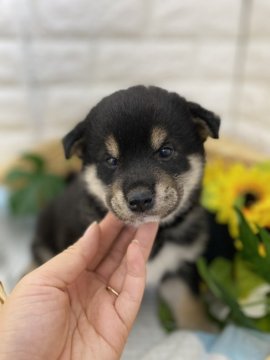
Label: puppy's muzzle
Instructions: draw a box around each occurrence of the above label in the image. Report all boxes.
[126,186,154,213]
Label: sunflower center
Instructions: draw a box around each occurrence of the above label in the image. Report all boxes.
[243,192,260,208]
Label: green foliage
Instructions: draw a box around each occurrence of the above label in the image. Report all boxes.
[198,258,257,330]
[235,256,264,299]
[255,161,270,172]
[158,298,177,333]
[197,208,270,332]
[236,208,270,283]
[5,153,65,215]
[253,314,270,332]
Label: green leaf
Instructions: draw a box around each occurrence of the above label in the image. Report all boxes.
[235,207,258,257]
[21,153,45,173]
[6,152,66,216]
[253,314,270,332]
[235,208,270,283]
[8,174,65,215]
[198,258,257,330]
[207,257,236,297]
[9,187,39,214]
[255,161,270,172]
[198,258,225,300]
[234,195,245,210]
[158,298,177,333]
[258,228,270,257]
[5,169,33,184]
[235,256,265,299]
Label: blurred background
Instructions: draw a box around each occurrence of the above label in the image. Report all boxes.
[0,0,270,168]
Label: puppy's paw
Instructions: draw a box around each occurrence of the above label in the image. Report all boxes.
[159,277,219,333]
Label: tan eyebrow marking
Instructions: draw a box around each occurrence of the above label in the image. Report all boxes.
[105,134,119,158]
[151,127,168,150]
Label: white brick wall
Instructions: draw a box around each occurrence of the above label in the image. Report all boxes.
[31,41,94,84]
[0,0,269,165]
[250,0,270,37]
[0,42,24,83]
[32,0,145,36]
[149,0,241,37]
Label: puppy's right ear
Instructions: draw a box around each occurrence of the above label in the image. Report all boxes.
[62,121,86,159]
[187,101,220,142]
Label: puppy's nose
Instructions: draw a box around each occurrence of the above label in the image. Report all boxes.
[127,187,154,212]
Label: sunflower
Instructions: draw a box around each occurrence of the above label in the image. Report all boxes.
[202,161,270,238]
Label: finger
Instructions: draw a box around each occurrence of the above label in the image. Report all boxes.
[89,212,125,269]
[106,222,159,294]
[96,225,137,281]
[31,222,100,288]
[133,222,159,261]
[114,240,146,330]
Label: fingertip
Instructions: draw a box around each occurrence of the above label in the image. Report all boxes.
[80,221,100,253]
[103,211,124,226]
[133,221,159,261]
[83,220,99,237]
[99,212,125,238]
[136,222,159,241]
[141,221,159,233]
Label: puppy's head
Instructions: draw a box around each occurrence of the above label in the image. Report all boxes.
[63,86,220,225]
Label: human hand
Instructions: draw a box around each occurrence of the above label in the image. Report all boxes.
[0,213,159,360]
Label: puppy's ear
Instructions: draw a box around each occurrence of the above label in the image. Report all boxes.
[187,101,220,142]
[62,121,86,159]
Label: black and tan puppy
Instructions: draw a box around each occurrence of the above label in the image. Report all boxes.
[32,85,220,330]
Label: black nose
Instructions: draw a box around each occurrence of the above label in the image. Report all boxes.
[127,187,154,212]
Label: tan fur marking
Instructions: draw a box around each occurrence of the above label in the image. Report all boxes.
[151,127,168,150]
[109,180,129,219]
[105,135,119,158]
[193,118,211,141]
[162,154,203,224]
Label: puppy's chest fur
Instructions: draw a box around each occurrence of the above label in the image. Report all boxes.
[147,205,208,286]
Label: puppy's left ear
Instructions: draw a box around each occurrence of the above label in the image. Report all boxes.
[188,101,220,142]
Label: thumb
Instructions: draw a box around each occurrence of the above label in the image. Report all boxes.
[32,222,100,288]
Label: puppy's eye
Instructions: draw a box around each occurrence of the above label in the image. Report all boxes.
[106,156,118,168]
[158,146,174,159]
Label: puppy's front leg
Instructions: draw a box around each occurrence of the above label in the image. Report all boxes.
[159,266,218,332]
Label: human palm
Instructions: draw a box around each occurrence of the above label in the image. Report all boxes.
[0,214,158,360]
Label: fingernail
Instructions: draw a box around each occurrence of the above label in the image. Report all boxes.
[84,221,97,236]
[132,239,139,245]
[87,221,97,230]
